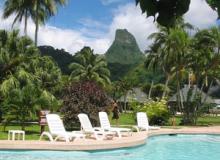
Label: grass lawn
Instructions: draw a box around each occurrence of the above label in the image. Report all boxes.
[111,113,220,126]
[0,113,220,140]
[0,123,42,140]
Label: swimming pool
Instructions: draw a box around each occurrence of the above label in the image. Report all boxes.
[1,134,220,160]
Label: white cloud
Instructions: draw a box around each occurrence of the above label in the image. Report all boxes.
[0,0,218,55]
[108,3,157,51]
[184,0,218,29]
[0,9,110,54]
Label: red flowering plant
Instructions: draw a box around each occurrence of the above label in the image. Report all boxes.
[61,81,111,129]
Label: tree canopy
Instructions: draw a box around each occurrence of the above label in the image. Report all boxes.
[136,0,220,27]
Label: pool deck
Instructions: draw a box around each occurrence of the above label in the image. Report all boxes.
[0,126,220,151]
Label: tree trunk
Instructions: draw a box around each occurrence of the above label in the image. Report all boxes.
[148,81,154,99]
[162,75,170,98]
[123,92,127,113]
[176,69,182,113]
[24,10,28,36]
[35,1,39,46]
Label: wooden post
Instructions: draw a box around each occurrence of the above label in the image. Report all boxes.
[39,110,50,134]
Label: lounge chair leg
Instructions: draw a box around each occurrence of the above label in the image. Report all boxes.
[95,133,103,140]
[40,132,54,142]
[116,131,122,138]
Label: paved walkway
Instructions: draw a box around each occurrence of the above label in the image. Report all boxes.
[0,126,220,151]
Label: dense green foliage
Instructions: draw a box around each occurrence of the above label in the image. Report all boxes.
[0,30,62,130]
[38,46,74,75]
[69,47,111,87]
[126,63,165,87]
[146,22,220,124]
[136,0,220,27]
[107,63,138,81]
[61,81,111,129]
[131,99,170,125]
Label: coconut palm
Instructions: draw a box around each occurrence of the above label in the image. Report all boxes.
[210,26,220,55]
[28,56,62,94]
[3,0,33,35]
[146,19,194,98]
[3,0,67,45]
[0,30,62,129]
[69,47,111,87]
[32,0,67,46]
[190,29,220,91]
[0,29,38,83]
[165,28,191,110]
[146,26,173,98]
[117,77,133,112]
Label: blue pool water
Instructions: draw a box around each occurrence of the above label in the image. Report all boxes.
[1,134,220,160]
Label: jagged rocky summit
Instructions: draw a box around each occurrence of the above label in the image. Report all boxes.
[105,29,143,65]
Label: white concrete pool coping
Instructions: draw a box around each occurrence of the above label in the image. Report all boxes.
[0,126,220,151]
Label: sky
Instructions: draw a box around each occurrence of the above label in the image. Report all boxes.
[0,0,219,54]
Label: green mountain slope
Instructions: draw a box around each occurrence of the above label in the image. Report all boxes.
[38,46,74,75]
[106,29,143,64]
[105,29,144,81]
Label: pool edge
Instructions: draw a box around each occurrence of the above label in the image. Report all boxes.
[0,126,220,151]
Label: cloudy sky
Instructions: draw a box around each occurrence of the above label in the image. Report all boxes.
[0,0,218,54]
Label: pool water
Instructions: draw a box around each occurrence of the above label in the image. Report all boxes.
[1,134,220,160]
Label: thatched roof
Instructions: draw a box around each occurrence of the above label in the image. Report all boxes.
[118,88,148,103]
[169,85,214,104]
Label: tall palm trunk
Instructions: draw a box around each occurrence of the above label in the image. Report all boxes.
[34,1,39,46]
[148,81,154,99]
[24,10,28,36]
[162,75,170,98]
[123,91,127,113]
[176,68,182,113]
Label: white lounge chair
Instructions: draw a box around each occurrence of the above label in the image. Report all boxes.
[78,113,114,140]
[40,114,85,142]
[136,112,160,131]
[99,112,131,138]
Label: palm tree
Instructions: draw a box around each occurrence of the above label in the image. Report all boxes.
[3,0,67,45]
[146,26,173,98]
[190,29,220,91]
[3,0,33,35]
[32,0,67,46]
[117,77,133,113]
[0,30,62,129]
[165,28,191,111]
[69,47,111,87]
[0,29,38,83]
[210,26,220,55]
[28,56,62,94]
[146,19,194,98]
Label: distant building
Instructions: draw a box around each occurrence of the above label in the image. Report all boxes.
[169,85,214,104]
[118,88,148,103]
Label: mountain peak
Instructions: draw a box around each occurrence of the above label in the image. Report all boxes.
[115,29,136,44]
[105,29,143,65]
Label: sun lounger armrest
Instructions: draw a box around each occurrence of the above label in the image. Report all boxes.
[132,126,140,132]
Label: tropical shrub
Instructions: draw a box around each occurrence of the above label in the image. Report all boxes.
[1,83,40,130]
[131,99,170,125]
[69,47,111,87]
[142,83,169,99]
[0,68,62,130]
[181,88,210,125]
[61,81,111,129]
[0,30,62,130]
